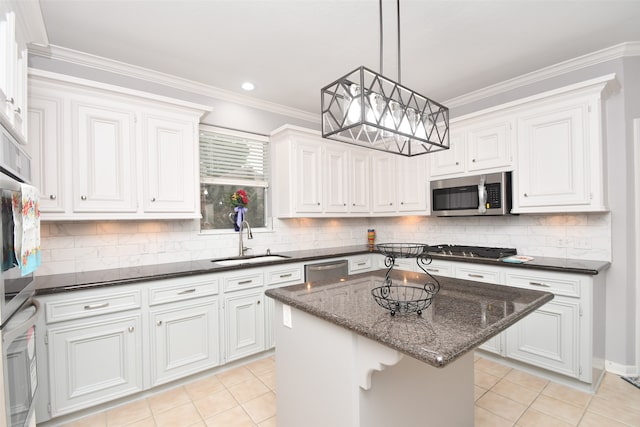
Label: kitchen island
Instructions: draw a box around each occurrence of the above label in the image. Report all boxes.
[266,269,554,427]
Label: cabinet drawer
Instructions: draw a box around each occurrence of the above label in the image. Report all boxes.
[44,289,142,323]
[505,271,581,298]
[149,276,219,306]
[420,260,454,278]
[266,266,303,286]
[349,256,372,274]
[456,266,502,284]
[224,271,264,292]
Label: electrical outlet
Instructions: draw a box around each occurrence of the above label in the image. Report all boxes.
[283,304,292,328]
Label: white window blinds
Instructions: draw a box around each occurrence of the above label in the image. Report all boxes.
[199,128,269,187]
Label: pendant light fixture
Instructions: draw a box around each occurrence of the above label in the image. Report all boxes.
[321,0,449,157]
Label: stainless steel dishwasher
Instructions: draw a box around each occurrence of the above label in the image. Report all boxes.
[304,259,349,282]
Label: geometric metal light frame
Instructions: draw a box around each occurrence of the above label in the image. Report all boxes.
[321,66,449,157]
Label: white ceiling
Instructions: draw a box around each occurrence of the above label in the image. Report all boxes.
[37,0,640,115]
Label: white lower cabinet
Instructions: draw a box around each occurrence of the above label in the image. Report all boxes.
[149,298,220,387]
[224,291,265,362]
[47,313,143,417]
[505,296,580,377]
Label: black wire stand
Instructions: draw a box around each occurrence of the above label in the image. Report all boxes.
[371,243,441,316]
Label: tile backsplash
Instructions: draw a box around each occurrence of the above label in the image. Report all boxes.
[39,213,611,275]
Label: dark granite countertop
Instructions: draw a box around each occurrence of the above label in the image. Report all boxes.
[34,244,609,296]
[265,269,554,368]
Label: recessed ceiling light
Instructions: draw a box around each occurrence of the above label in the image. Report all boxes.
[241,82,255,91]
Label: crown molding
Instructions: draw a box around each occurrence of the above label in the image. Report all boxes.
[444,41,640,109]
[27,43,319,123]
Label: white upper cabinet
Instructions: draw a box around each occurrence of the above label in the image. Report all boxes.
[72,100,137,213]
[372,153,428,214]
[27,70,210,220]
[430,115,513,179]
[142,114,196,213]
[512,79,612,213]
[271,125,372,217]
[0,1,47,143]
[371,153,397,213]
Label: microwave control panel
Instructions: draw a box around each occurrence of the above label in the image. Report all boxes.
[485,183,502,208]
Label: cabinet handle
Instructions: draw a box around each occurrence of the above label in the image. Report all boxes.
[84,302,109,310]
[14,107,21,114]
[151,197,156,202]
[357,262,366,266]
[426,268,439,272]
[238,279,253,285]
[468,274,484,279]
[279,273,292,278]
[157,320,162,326]
[6,97,14,105]
[128,326,134,333]
[49,194,56,200]
[529,281,550,288]
[81,195,87,200]
[178,288,196,295]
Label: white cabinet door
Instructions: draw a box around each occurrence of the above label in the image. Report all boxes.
[294,140,323,213]
[349,149,371,213]
[429,128,465,177]
[480,335,504,355]
[27,94,65,212]
[324,145,349,213]
[48,314,143,417]
[149,298,220,387]
[505,297,579,378]
[467,120,512,173]
[224,291,265,362]
[72,102,136,212]
[371,153,397,212]
[397,155,427,212]
[142,115,196,213]
[515,103,590,210]
[0,10,17,129]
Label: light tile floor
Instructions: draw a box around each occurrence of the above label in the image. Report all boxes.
[59,353,640,427]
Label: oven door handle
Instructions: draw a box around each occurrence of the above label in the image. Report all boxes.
[2,298,40,344]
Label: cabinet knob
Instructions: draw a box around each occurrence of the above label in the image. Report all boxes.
[151,197,156,202]
[352,203,356,206]
[317,202,320,206]
[389,202,393,206]
[523,193,528,197]
[157,320,163,326]
[257,300,261,305]
[6,97,14,105]
[14,107,21,115]
[343,203,346,206]
[400,202,404,205]
[472,159,476,163]
[128,326,134,333]
[81,195,87,200]
[455,161,459,165]
[49,194,56,200]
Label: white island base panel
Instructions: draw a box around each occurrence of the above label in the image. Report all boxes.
[273,302,474,427]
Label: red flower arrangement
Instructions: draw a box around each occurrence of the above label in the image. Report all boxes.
[230,189,249,207]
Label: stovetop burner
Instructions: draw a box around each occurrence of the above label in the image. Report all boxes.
[426,244,517,260]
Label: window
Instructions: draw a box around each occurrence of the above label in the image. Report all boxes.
[199,126,269,231]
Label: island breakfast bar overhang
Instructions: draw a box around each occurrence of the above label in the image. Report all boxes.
[265,270,554,427]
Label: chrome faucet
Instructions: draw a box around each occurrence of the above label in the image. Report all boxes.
[238,220,253,256]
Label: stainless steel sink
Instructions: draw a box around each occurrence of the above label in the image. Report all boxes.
[211,254,291,266]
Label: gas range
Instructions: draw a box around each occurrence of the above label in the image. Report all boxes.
[425,244,517,260]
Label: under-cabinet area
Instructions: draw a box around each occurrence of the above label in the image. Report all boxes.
[33,254,376,424]
[378,254,606,387]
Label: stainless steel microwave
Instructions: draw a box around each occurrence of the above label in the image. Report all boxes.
[430,172,512,216]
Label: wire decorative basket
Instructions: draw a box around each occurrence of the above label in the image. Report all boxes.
[373,242,441,316]
[376,243,428,258]
[371,283,437,316]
